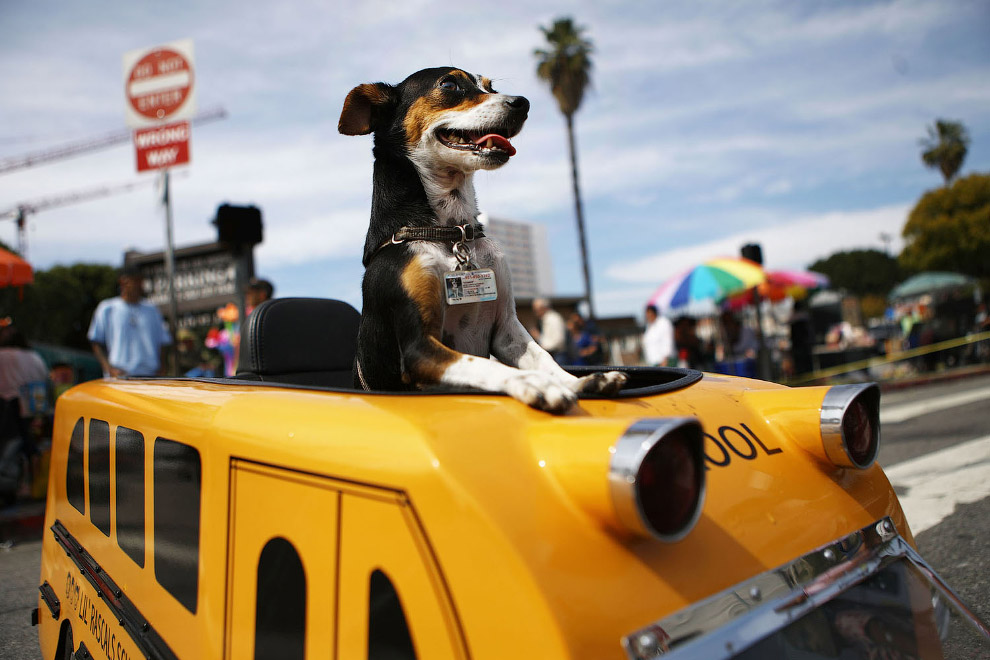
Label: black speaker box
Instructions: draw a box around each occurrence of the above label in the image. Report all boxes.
[741,243,763,265]
[215,204,263,246]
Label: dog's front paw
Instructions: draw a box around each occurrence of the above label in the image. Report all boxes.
[505,371,579,414]
[573,370,628,395]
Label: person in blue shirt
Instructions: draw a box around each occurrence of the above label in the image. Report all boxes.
[88,267,172,377]
[566,312,601,366]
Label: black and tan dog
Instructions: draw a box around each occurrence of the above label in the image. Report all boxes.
[338,67,626,413]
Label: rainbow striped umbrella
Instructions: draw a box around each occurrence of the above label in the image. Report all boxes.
[649,257,765,314]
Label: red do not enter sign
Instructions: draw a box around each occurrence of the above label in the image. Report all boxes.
[126,48,193,121]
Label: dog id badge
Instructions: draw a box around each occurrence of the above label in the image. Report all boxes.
[444,269,498,305]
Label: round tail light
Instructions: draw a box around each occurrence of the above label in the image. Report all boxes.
[609,418,706,542]
[821,383,881,469]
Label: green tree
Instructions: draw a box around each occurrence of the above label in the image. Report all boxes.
[1,263,118,349]
[808,249,904,297]
[920,119,970,186]
[535,17,596,318]
[900,172,990,281]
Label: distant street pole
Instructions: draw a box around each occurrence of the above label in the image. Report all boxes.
[160,170,180,376]
[740,243,773,381]
[752,289,773,381]
[566,114,595,321]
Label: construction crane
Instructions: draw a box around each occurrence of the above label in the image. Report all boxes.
[0,177,176,256]
[0,107,224,255]
[0,106,227,175]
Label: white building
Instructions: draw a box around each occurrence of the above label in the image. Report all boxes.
[479,214,554,299]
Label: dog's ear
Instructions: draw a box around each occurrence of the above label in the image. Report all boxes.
[338,83,397,136]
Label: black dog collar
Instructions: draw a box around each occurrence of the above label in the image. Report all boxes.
[394,222,484,243]
[369,222,486,262]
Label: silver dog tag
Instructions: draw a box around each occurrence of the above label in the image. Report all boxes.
[444,269,498,305]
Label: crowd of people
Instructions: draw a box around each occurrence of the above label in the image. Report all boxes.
[530,298,608,366]
[641,303,760,370]
[530,298,762,371]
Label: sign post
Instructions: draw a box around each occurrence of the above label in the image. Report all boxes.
[124,39,196,375]
[159,171,179,375]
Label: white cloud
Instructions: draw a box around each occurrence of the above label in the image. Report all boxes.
[606,203,910,284]
[258,207,369,265]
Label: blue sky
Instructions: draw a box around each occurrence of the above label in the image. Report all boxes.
[1,0,988,319]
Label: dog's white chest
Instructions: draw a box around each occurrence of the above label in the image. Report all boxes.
[413,238,504,281]
[441,300,497,356]
[413,240,508,357]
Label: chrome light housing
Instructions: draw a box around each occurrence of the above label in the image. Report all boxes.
[609,418,706,542]
[820,383,881,469]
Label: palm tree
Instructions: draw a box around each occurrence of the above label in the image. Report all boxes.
[535,17,597,319]
[920,119,970,186]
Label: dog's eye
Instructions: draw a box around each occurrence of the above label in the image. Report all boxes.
[439,79,460,92]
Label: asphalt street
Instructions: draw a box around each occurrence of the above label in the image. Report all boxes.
[879,373,990,466]
[0,536,39,660]
[1,373,988,659]
[878,373,990,634]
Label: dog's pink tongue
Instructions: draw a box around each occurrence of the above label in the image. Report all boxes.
[475,133,516,156]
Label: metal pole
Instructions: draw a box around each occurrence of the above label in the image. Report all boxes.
[752,289,773,381]
[566,114,595,321]
[15,209,27,257]
[234,246,248,332]
[160,169,180,376]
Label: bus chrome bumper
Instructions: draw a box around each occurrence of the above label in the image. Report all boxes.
[623,517,990,659]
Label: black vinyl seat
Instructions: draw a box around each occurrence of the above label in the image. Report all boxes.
[236,297,360,388]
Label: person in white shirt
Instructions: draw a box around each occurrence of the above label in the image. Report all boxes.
[642,304,675,366]
[0,322,49,498]
[531,298,569,365]
[0,323,48,412]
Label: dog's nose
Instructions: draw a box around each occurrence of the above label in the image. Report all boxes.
[505,95,530,114]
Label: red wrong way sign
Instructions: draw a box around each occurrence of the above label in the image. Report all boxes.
[123,39,196,128]
[134,121,191,172]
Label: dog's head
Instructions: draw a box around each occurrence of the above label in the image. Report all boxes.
[338,67,529,172]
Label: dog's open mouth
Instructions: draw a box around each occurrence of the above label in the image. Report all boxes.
[437,129,516,157]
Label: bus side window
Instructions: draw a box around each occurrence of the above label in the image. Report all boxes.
[89,419,111,536]
[154,437,201,613]
[115,426,145,567]
[66,417,85,514]
[369,569,416,660]
[254,537,306,660]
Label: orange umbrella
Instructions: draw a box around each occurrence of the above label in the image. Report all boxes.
[724,269,830,309]
[0,247,33,287]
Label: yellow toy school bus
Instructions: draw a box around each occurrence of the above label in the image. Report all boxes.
[34,299,989,659]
